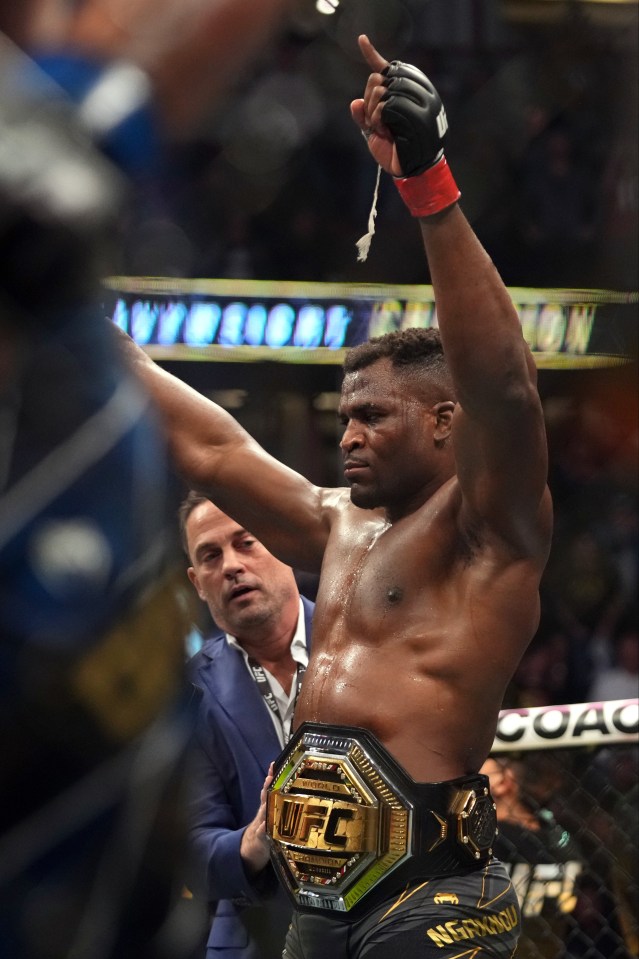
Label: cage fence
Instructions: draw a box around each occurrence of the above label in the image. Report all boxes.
[480,699,639,959]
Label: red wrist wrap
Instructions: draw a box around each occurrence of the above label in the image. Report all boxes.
[394,156,460,217]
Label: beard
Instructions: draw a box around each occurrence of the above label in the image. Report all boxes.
[348,481,382,510]
[224,599,274,634]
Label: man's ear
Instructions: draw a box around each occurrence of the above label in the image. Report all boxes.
[433,401,455,442]
[187,566,205,601]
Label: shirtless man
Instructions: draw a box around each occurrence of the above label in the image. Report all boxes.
[117,35,552,959]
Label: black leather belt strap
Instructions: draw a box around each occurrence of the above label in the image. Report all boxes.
[266,722,498,920]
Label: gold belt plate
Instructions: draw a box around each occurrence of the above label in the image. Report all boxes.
[267,730,412,913]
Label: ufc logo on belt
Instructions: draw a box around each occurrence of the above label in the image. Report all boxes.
[269,793,378,853]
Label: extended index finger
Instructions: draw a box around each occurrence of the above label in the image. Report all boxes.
[358,34,389,73]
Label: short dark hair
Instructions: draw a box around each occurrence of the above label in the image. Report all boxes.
[177,490,209,557]
[343,328,453,398]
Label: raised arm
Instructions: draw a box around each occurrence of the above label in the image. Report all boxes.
[414,209,550,555]
[114,327,331,572]
[352,35,551,557]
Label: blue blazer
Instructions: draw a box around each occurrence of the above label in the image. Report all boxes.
[186,596,314,959]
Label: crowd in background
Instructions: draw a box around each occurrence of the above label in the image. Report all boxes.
[115,3,638,293]
[512,366,638,709]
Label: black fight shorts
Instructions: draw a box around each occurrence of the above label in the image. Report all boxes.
[282,858,520,959]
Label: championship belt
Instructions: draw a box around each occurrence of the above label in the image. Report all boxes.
[266,723,497,918]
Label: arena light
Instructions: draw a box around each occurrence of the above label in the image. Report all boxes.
[316,0,339,14]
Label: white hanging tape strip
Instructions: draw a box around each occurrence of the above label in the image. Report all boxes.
[355,163,382,263]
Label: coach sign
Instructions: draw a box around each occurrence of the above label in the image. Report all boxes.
[491,699,639,752]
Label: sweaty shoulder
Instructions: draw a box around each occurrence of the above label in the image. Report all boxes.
[318,486,352,518]
[457,477,553,569]
[411,475,551,579]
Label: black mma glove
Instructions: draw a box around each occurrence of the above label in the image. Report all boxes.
[381,60,448,176]
[381,60,460,217]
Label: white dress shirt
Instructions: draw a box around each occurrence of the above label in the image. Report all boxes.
[226,598,309,747]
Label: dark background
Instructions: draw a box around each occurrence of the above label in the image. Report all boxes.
[116,0,638,709]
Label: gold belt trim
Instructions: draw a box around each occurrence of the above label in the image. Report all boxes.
[266,723,496,916]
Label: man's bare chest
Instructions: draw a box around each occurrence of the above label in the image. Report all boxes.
[316,512,467,628]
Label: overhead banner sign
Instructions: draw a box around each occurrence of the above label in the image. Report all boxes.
[105,277,638,368]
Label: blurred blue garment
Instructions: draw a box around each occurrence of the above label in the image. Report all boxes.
[0,35,202,959]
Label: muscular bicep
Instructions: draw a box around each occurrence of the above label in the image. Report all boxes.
[452,388,551,557]
[132,359,332,572]
[194,435,332,573]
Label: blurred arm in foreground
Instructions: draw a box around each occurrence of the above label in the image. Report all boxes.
[0,3,294,957]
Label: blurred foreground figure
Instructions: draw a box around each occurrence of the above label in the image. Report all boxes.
[0,1,292,956]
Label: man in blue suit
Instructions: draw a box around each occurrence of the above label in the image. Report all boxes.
[179,491,314,958]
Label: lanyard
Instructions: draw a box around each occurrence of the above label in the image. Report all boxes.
[247,658,306,743]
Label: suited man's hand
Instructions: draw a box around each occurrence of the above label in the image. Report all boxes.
[240,763,274,876]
